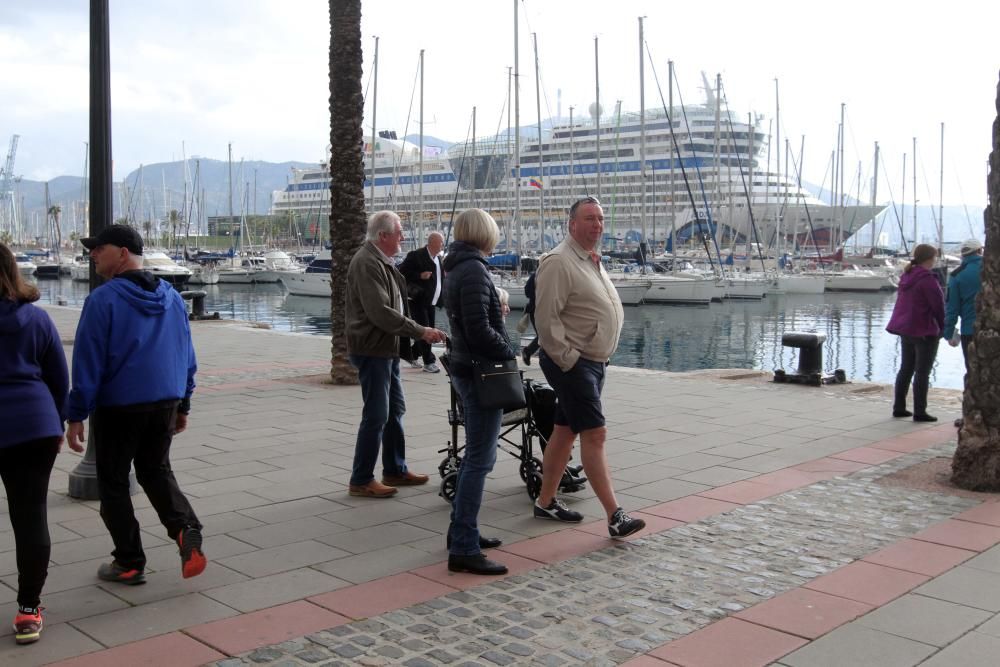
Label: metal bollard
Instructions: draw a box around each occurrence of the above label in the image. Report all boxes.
[179,290,218,320]
[774,331,845,386]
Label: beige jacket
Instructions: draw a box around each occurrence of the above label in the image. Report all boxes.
[345,241,425,358]
[534,237,624,371]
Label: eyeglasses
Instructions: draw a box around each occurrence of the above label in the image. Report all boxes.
[569,196,601,218]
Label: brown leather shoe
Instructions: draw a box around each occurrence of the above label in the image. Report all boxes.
[382,471,430,486]
[349,480,398,498]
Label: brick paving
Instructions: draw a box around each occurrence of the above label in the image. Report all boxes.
[0,305,993,666]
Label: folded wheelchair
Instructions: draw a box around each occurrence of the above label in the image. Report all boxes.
[438,355,587,503]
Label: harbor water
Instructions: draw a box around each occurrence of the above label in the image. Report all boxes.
[33,277,968,391]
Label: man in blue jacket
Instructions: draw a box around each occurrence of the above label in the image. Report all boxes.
[944,238,983,428]
[66,225,205,584]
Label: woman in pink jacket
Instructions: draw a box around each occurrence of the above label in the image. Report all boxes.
[885,244,945,422]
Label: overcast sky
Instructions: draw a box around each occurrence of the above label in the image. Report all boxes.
[2,1,998,207]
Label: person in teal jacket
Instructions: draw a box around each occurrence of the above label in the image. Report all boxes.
[943,238,984,368]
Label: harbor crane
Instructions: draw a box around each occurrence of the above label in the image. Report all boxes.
[0,134,19,237]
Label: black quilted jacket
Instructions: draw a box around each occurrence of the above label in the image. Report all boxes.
[442,241,514,371]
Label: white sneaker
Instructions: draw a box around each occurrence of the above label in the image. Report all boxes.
[423,362,441,373]
[407,360,423,369]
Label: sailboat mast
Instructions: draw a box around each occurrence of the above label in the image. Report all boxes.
[471,106,477,208]
[775,78,780,257]
[418,48,425,248]
[370,36,379,213]
[938,122,944,255]
[668,60,675,269]
[569,106,575,199]
[871,141,879,250]
[900,153,907,250]
[513,0,522,257]
[913,137,918,245]
[638,17,646,259]
[594,37,601,198]
[533,32,544,252]
[227,143,234,237]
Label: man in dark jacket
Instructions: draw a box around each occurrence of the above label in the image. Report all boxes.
[66,225,205,585]
[345,211,446,498]
[399,231,444,373]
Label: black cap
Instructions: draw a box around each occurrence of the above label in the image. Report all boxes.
[80,224,144,255]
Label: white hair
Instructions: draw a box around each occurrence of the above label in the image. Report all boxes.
[367,210,401,241]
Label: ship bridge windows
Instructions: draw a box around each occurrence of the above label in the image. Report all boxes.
[301,172,328,180]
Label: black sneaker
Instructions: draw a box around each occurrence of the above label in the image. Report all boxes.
[533,498,583,523]
[178,526,207,579]
[97,561,146,585]
[608,507,646,538]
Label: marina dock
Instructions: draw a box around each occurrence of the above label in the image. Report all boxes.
[6,306,996,667]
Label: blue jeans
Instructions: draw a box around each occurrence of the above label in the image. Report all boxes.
[349,355,408,486]
[448,372,501,556]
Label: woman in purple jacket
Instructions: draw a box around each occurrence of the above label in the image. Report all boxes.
[0,243,69,645]
[886,244,945,422]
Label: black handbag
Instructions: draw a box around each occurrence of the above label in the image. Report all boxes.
[471,358,526,410]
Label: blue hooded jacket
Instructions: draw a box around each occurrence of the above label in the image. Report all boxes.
[943,254,982,339]
[0,300,69,448]
[67,273,196,420]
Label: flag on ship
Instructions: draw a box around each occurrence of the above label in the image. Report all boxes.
[529,177,543,189]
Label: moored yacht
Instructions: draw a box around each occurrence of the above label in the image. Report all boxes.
[143,250,192,288]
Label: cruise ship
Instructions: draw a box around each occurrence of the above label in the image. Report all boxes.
[271,99,885,255]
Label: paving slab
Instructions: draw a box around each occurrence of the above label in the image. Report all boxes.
[2,305,974,665]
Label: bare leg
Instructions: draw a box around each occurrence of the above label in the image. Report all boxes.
[538,424,575,506]
[578,426,619,520]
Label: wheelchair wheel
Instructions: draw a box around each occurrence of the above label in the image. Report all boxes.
[525,471,543,500]
[518,456,543,483]
[439,471,458,504]
[438,454,461,478]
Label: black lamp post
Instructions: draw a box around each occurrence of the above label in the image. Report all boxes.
[68,0,112,499]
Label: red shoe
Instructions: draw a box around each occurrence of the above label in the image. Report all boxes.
[178,527,207,579]
[13,608,43,644]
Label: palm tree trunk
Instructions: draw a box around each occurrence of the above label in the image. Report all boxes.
[951,72,1000,490]
[328,0,365,384]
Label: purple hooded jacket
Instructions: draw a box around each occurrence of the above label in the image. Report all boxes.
[886,265,945,338]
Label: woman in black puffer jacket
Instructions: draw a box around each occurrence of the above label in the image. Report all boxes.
[442,209,514,576]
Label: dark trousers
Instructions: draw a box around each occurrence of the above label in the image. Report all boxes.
[894,335,940,417]
[0,437,58,608]
[410,301,437,364]
[961,334,973,371]
[93,404,201,571]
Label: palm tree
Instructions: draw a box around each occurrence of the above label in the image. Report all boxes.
[951,73,1000,490]
[328,0,366,384]
[48,204,63,257]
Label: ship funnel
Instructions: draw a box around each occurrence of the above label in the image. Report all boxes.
[588,102,603,119]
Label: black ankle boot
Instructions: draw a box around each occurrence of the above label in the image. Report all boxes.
[448,554,508,575]
[893,409,913,418]
[913,414,937,422]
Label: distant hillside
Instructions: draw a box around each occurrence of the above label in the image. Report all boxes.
[16,159,318,231]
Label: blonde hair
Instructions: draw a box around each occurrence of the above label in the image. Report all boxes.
[454,208,500,254]
[905,243,937,273]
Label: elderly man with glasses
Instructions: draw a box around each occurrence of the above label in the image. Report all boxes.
[530,197,646,539]
[345,211,447,498]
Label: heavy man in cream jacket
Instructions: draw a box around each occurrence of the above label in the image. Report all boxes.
[531,197,646,539]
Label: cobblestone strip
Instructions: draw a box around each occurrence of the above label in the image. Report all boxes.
[209,444,973,667]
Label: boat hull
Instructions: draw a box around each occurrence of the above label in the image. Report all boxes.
[278,271,330,297]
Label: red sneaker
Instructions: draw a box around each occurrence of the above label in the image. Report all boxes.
[178,527,207,579]
[13,608,43,644]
